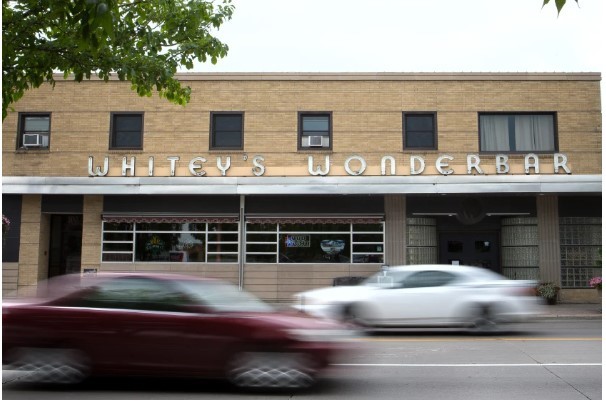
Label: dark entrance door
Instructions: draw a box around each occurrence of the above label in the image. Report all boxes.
[48,215,83,278]
[439,232,500,273]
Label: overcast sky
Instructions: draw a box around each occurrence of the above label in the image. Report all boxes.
[194,0,604,73]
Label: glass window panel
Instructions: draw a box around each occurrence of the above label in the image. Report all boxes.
[247,243,277,253]
[448,241,463,253]
[102,253,133,262]
[113,132,141,148]
[352,223,383,231]
[246,233,277,242]
[208,233,238,242]
[135,233,205,262]
[406,131,435,148]
[207,254,238,263]
[246,223,277,231]
[406,115,434,131]
[214,114,242,131]
[103,222,134,231]
[103,232,133,241]
[353,254,384,263]
[246,254,277,263]
[115,115,142,131]
[279,233,350,263]
[207,243,238,253]
[353,244,384,253]
[353,233,384,242]
[213,131,242,147]
[103,243,133,252]
[136,222,185,232]
[24,116,50,131]
[302,116,329,132]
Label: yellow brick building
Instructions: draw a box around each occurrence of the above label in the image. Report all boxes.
[2,72,602,302]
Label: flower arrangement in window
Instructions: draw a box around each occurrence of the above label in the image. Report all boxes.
[589,277,602,292]
[2,214,9,235]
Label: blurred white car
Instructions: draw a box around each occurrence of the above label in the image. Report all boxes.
[292,265,544,332]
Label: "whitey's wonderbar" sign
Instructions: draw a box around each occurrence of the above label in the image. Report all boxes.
[88,153,572,177]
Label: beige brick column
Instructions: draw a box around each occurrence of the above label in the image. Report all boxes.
[537,195,561,284]
[384,195,406,266]
[81,195,103,272]
[17,195,50,296]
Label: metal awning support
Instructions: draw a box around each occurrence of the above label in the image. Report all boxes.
[2,175,601,195]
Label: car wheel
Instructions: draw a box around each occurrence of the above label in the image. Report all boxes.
[7,347,90,384]
[227,351,315,389]
[469,304,499,334]
[342,303,372,328]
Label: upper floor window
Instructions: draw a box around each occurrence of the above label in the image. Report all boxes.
[403,112,437,149]
[299,112,331,150]
[479,113,556,152]
[18,113,50,149]
[110,112,143,149]
[210,112,244,150]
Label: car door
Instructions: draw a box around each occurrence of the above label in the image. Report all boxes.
[373,271,461,325]
[65,276,238,376]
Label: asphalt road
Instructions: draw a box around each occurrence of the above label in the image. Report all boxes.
[2,319,602,400]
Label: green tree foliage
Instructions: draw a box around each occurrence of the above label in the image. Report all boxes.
[2,0,234,120]
[543,0,579,15]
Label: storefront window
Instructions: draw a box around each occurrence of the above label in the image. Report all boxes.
[102,222,238,263]
[246,221,384,264]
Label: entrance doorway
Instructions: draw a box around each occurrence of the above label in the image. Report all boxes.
[439,232,500,273]
[48,215,82,278]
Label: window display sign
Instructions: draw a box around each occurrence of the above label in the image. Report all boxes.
[285,235,311,248]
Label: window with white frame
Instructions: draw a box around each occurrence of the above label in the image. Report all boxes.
[102,222,239,263]
[479,113,556,152]
[246,222,384,263]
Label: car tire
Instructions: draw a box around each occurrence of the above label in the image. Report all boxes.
[468,304,500,334]
[342,303,373,328]
[227,351,315,389]
[7,347,90,384]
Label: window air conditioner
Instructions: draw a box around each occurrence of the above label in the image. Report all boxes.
[23,133,42,147]
[308,135,323,147]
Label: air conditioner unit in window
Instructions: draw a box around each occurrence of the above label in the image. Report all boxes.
[308,135,324,147]
[23,133,42,147]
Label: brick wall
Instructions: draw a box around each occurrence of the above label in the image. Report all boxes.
[2,73,601,178]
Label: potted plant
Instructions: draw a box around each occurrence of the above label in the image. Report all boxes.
[589,276,602,295]
[536,282,560,305]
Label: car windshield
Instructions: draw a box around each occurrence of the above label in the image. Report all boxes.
[176,280,274,313]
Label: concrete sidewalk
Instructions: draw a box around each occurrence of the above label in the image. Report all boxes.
[538,303,602,319]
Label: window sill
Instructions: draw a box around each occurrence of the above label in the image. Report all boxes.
[15,148,50,153]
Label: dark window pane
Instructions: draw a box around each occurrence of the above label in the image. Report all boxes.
[112,114,142,148]
[406,131,435,148]
[406,115,434,131]
[212,114,242,148]
[302,116,329,132]
[405,114,435,148]
[279,233,350,263]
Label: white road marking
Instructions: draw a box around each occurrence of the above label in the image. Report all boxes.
[333,362,601,367]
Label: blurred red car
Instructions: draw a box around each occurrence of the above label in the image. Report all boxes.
[2,273,355,389]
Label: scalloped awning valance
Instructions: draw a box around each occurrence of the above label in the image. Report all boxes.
[101,213,239,224]
[245,215,384,224]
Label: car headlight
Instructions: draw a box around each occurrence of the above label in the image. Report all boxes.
[285,328,358,342]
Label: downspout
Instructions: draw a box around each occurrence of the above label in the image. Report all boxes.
[238,195,245,290]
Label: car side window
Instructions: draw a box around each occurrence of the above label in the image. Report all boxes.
[400,271,456,288]
[72,277,191,312]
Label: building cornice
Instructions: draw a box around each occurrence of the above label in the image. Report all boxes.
[53,72,602,82]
